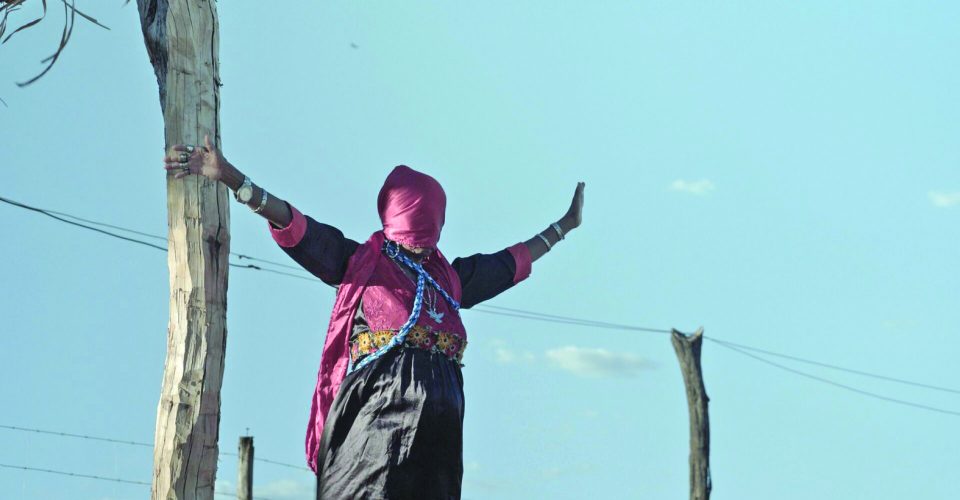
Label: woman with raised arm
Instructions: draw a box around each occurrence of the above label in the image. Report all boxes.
[164,136,585,500]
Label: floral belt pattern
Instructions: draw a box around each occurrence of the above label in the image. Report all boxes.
[350,325,468,366]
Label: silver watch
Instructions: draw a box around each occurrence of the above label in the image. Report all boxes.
[235,176,254,204]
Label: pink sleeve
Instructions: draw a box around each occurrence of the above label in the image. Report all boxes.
[506,242,532,284]
[268,204,307,248]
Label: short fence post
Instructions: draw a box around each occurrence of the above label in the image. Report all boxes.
[671,327,712,500]
[238,436,253,500]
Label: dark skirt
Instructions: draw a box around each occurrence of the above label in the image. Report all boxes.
[316,345,465,500]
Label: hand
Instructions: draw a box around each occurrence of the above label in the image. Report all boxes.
[561,181,585,230]
[163,134,229,181]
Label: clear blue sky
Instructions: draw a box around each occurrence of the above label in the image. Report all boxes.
[1,2,957,499]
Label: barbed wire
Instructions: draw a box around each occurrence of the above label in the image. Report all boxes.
[0,462,275,499]
[0,424,311,472]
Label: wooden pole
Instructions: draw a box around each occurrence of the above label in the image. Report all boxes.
[238,436,253,500]
[671,327,711,500]
[136,1,229,499]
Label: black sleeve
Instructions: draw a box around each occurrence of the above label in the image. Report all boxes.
[278,216,360,287]
[451,249,519,309]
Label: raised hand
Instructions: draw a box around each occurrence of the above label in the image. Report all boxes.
[163,134,229,181]
[561,181,585,230]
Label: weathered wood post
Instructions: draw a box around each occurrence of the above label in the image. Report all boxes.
[136,1,229,499]
[671,327,711,500]
[238,436,253,500]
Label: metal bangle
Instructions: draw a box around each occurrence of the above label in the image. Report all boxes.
[550,222,565,240]
[536,232,552,249]
[253,188,269,213]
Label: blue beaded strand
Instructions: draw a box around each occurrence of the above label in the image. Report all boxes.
[347,240,461,374]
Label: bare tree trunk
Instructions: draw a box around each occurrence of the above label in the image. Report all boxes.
[238,436,253,500]
[136,1,229,499]
[671,328,711,500]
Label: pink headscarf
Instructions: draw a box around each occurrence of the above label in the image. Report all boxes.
[304,165,462,472]
[378,164,447,248]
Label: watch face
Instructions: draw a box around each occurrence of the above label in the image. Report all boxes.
[238,186,254,203]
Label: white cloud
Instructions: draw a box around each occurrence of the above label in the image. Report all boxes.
[495,347,517,363]
[491,339,536,364]
[670,178,715,195]
[545,346,655,377]
[928,190,960,208]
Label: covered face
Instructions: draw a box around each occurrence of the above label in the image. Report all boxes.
[377,165,447,249]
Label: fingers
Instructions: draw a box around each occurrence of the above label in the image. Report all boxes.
[163,139,212,178]
[164,145,199,163]
[163,162,192,178]
[163,152,191,163]
[163,148,196,176]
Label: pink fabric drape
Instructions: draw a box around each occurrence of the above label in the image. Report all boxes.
[304,165,462,472]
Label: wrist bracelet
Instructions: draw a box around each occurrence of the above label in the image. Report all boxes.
[253,188,269,213]
[536,232,552,249]
[550,222,565,240]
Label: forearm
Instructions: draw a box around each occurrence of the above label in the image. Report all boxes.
[523,214,577,262]
[219,161,293,228]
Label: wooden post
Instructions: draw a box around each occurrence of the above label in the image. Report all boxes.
[671,327,711,500]
[238,436,253,500]
[136,1,229,499]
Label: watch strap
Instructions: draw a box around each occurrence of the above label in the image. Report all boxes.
[253,188,269,213]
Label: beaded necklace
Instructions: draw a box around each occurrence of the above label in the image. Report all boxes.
[347,240,461,374]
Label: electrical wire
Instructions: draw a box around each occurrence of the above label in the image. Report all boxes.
[704,336,960,395]
[9,195,311,272]
[706,338,960,417]
[0,195,168,252]
[471,303,672,334]
[3,194,958,417]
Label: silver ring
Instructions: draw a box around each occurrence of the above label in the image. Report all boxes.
[185,145,195,153]
[179,163,190,172]
[179,152,189,163]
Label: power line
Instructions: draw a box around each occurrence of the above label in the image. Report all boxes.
[0,195,168,252]
[1,195,311,274]
[472,304,672,335]
[703,337,960,395]
[706,338,960,417]
[44,207,167,242]
[3,194,958,418]
[0,424,311,472]
[0,194,683,333]
[1,194,673,328]
[47,202,308,272]
[230,262,323,283]
[0,463,274,499]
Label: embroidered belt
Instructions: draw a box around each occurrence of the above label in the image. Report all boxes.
[350,325,468,366]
